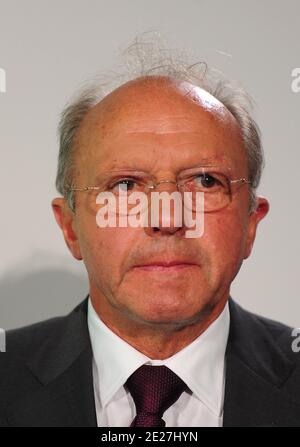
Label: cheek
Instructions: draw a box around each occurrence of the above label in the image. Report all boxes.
[77,221,136,283]
[202,212,248,276]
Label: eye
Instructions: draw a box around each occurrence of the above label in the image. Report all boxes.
[110,178,138,193]
[195,173,221,188]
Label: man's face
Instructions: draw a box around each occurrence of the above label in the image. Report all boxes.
[53,78,268,330]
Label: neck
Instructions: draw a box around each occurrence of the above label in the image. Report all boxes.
[90,292,228,360]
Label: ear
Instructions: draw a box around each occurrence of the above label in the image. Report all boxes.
[243,196,270,260]
[51,197,83,260]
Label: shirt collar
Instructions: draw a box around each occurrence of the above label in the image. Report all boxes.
[87,297,229,417]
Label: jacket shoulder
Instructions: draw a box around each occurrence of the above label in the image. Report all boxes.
[229,299,299,365]
[5,315,66,359]
[0,300,88,425]
[4,299,87,359]
[0,314,69,394]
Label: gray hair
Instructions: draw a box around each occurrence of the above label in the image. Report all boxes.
[56,36,264,212]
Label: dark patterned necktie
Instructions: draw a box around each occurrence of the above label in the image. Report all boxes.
[125,364,188,427]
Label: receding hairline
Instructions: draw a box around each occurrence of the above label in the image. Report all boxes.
[73,75,241,145]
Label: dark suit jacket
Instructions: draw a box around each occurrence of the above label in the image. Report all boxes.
[1,297,300,427]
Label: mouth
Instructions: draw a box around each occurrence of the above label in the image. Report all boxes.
[132,261,198,272]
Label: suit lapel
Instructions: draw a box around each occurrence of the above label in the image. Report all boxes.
[224,350,282,427]
[6,298,97,427]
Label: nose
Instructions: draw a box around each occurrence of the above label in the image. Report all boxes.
[144,179,185,237]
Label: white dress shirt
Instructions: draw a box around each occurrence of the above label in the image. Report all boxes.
[87,297,230,427]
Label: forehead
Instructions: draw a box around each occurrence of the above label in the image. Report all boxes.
[75,78,246,175]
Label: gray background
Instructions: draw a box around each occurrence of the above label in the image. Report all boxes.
[0,0,299,330]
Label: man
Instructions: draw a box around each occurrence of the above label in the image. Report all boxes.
[1,43,300,427]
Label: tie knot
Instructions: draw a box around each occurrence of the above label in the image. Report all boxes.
[126,365,187,426]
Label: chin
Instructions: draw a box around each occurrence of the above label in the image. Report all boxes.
[130,301,207,328]
[119,286,217,326]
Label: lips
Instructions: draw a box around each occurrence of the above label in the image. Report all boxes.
[132,260,198,272]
